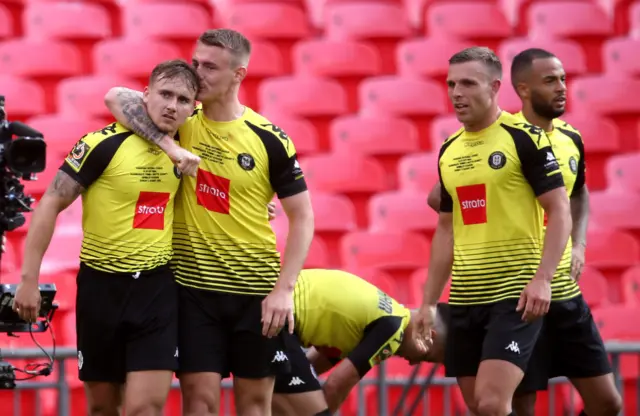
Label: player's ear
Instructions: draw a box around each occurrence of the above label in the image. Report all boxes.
[491,78,502,95]
[142,86,150,104]
[235,66,247,83]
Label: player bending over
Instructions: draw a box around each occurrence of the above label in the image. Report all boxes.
[269,269,447,416]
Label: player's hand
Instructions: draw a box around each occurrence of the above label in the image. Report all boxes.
[414,304,436,353]
[517,276,551,322]
[571,244,585,281]
[13,281,41,323]
[267,202,277,221]
[166,145,200,177]
[261,285,294,338]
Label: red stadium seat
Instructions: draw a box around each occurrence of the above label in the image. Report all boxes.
[497,74,523,114]
[240,40,286,109]
[330,115,420,156]
[0,75,45,120]
[527,2,613,72]
[23,1,111,41]
[258,111,320,155]
[397,152,439,193]
[272,216,332,268]
[621,266,640,306]
[122,3,210,43]
[429,115,461,150]
[223,3,309,39]
[300,153,387,227]
[0,39,82,78]
[590,190,640,231]
[340,230,431,271]
[57,75,144,119]
[0,4,14,39]
[578,266,610,309]
[1,236,17,275]
[93,39,182,80]
[258,76,348,117]
[368,191,438,235]
[498,37,587,76]
[293,39,381,77]
[585,228,640,268]
[396,37,474,82]
[292,39,381,112]
[560,113,621,154]
[426,2,512,51]
[606,153,640,193]
[26,115,107,160]
[324,3,411,74]
[602,38,640,76]
[359,76,447,150]
[408,267,451,307]
[570,76,640,152]
[301,153,388,194]
[310,192,358,232]
[629,1,640,38]
[40,230,82,275]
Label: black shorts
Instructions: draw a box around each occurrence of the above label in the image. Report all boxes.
[75,264,179,383]
[177,284,292,379]
[514,294,612,394]
[444,298,543,378]
[273,335,322,394]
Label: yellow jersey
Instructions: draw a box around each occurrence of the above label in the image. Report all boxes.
[294,269,411,376]
[438,111,579,306]
[514,112,585,300]
[172,105,307,295]
[60,122,181,273]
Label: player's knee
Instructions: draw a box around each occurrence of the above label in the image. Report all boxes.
[475,394,511,416]
[180,380,220,415]
[589,392,622,416]
[87,403,120,416]
[126,401,164,416]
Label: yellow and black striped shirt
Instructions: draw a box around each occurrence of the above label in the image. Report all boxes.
[438,111,578,305]
[172,105,307,295]
[515,112,585,300]
[60,122,181,273]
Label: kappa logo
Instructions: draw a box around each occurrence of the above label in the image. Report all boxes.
[78,351,84,370]
[505,341,521,354]
[288,377,305,386]
[272,351,289,363]
[133,191,170,230]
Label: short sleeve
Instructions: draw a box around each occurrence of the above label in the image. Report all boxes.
[506,125,565,196]
[438,139,455,213]
[246,121,308,199]
[346,315,406,378]
[558,127,586,196]
[60,126,132,189]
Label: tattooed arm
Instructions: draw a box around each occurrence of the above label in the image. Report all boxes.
[20,171,84,284]
[104,87,200,176]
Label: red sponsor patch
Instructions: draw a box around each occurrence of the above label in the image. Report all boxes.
[133,191,170,230]
[196,169,231,214]
[456,184,487,225]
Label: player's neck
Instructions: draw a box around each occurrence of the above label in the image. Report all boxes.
[202,96,245,123]
[464,106,501,132]
[521,105,553,132]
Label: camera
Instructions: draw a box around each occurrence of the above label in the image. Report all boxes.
[0,95,57,389]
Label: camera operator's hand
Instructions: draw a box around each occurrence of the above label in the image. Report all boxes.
[13,281,41,322]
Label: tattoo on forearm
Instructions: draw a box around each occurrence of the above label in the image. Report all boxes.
[117,89,165,144]
[46,171,84,202]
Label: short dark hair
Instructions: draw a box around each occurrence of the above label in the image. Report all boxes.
[198,29,252,66]
[149,59,200,95]
[449,47,502,79]
[510,48,557,89]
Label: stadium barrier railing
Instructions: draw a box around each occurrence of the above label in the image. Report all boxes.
[2,342,639,416]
